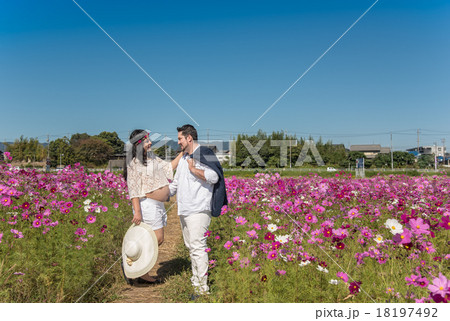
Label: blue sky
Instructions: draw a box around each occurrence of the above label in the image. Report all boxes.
[1,0,449,151]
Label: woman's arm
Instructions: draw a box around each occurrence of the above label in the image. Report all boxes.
[131,198,142,225]
[171,152,183,171]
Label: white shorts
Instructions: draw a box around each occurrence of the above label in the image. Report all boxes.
[134,198,167,230]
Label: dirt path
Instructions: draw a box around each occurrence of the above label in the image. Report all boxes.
[114,201,182,303]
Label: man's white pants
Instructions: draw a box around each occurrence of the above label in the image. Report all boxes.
[180,211,211,294]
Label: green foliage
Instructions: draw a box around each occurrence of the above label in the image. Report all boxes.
[96,131,125,155]
[48,137,76,167]
[74,137,114,166]
[5,136,46,162]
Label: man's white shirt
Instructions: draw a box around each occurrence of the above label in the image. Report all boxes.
[169,145,219,216]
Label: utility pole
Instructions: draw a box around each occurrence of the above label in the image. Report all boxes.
[417,129,420,155]
[390,132,394,170]
[434,142,437,171]
[442,138,447,165]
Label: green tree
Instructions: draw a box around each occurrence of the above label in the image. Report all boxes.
[6,136,46,162]
[373,153,392,168]
[96,131,124,155]
[70,133,91,148]
[417,154,434,168]
[74,137,114,167]
[49,137,75,168]
[393,151,415,167]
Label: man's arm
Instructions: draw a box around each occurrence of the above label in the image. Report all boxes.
[187,158,219,184]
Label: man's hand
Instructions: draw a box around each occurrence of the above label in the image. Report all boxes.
[187,158,195,172]
[187,158,207,181]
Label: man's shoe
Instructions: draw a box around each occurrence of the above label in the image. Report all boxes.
[189,294,200,301]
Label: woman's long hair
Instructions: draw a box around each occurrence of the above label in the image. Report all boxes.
[123,129,148,182]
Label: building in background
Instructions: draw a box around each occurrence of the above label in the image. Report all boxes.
[349,144,391,159]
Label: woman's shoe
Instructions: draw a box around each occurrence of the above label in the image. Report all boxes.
[121,261,134,286]
[135,277,162,285]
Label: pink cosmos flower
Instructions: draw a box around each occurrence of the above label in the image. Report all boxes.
[32,219,41,228]
[235,216,247,225]
[1,196,12,207]
[0,233,3,243]
[253,223,261,230]
[75,228,86,236]
[10,229,23,239]
[409,217,430,235]
[246,230,258,239]
[405,274,420,286]
[224,241,233,250]
[417,277,429,288]
[347,208,360,219]
[86,215,96,224]
[337,272,348,282]
[276,270,286,275]
[305,214,317,223]
[113,203,119,209]
[394,228,412,245]
[314,205,325,213]
[428,273,449,298]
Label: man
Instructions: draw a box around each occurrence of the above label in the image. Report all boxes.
[169,124,227,296]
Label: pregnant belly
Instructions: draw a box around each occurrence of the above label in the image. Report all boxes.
[146,185,170,202]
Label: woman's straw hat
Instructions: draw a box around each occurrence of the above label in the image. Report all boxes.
[122,223,158,279]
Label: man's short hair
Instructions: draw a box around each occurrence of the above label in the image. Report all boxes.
[177,124,198,141]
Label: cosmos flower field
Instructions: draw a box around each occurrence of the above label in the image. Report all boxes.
[1,158,449,303]
[0,162,130,302]
[205,172,450,303]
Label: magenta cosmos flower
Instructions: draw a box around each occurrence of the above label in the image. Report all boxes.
[349,281,361,294]
[439,216,450,230]
[428,273,449,298]
[267,250,278,260]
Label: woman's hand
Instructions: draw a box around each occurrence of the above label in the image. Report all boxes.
[132,212,142,225]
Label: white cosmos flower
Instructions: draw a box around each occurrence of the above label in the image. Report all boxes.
[95,207,101,213]
[83,199,92,205]
[317,266,329,273]
[275,235,289,244]
[374,234,384,244]
[84,205,91,213]
[384,219,403,235]
[299,260,311,267]
[267,224,278,232]
[329,279,339,285]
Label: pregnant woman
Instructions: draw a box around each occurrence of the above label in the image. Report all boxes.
[123,129,182,284]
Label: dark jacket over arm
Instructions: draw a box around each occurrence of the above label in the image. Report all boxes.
[190,146,228,217]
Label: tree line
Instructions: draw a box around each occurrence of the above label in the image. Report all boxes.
[4,132,124,168]
[229,130,436,169]
[3,130,439,169]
